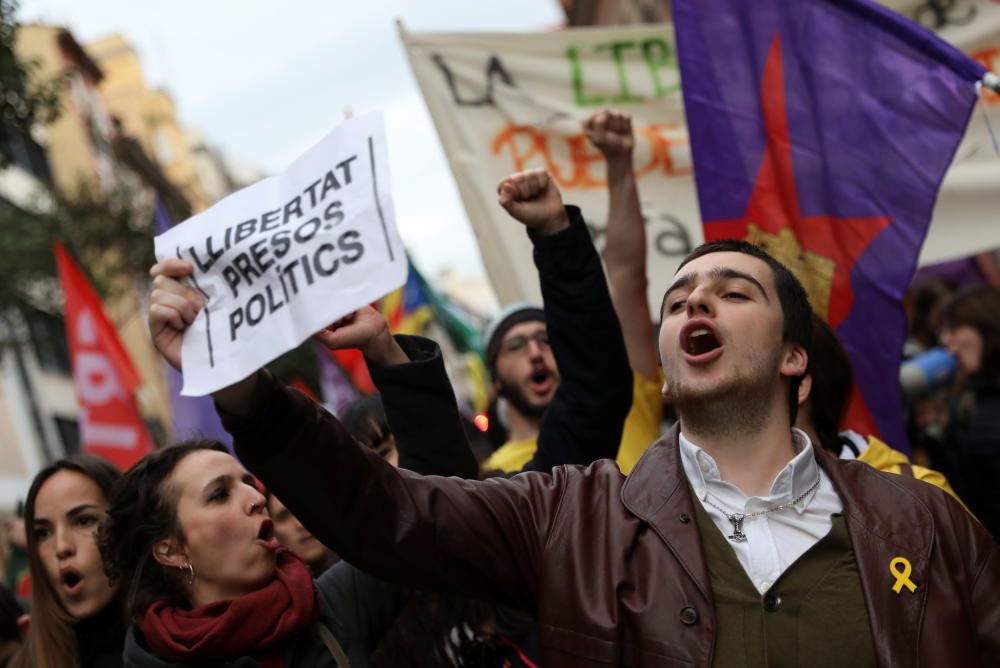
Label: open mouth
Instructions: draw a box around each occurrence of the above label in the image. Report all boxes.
[257,519,280,550]
[528,368,554,394]
[681,322,723,359]
[61,569,82,594]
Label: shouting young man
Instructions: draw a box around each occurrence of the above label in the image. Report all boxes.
[150,169,998,667]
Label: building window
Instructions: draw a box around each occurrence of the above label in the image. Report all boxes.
[25,309,72,375]
[54,416,80,457]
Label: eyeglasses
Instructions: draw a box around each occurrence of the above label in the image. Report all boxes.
[501,330,550,355]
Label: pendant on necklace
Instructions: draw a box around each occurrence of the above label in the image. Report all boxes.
[727,512,748,543]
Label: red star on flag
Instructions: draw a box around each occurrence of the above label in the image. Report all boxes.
[704,34,892,330]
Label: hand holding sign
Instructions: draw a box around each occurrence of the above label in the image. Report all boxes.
[497,169,569,237]
[153,112,406,396]
[149,258,204,372]
[314,306,408,365]
[583,109,634,167]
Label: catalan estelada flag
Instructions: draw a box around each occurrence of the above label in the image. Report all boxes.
[379,261,435,336]
[674,0,989,449]
[377,258,490,411]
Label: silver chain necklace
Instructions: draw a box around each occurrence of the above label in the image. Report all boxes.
[702,478,820,543]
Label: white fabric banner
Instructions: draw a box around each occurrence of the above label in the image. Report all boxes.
[400,11,999,310]
[401,23,699,312]
[918,0,1000,266]
[155,112,406,396]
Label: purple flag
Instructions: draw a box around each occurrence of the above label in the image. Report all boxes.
[313,341,360,416]
[154,197,233,448]
[673,0,987,450]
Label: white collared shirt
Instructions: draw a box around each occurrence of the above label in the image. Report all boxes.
[679,429,843,593]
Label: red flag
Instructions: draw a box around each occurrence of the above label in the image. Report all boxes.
[54,243,153,470]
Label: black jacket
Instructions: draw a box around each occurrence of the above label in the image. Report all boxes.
[76,601,126,668]
[369,207,631,476]
[521,206,632,472]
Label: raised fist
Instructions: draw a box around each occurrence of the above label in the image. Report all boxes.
[584,109,634,165]
[497,168,569,236]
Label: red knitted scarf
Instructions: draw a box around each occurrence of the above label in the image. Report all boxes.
[138,551,319,667]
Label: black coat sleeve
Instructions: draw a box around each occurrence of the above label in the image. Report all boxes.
[366,335,479,479]
[521,205,633,473]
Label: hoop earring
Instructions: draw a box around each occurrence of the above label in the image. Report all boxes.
[180,561,195,586]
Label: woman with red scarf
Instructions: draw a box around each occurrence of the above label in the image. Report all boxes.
[100,299,476,666]
[101,440,408,667]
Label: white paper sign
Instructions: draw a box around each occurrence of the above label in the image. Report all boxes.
[154,112,406,396]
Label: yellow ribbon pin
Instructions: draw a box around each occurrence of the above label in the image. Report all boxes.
[890,557,917,594]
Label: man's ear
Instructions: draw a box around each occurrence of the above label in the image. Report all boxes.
[661,380,672,401]
[780,344,808,381]
[152,536,187,569]
[797,372,813,407]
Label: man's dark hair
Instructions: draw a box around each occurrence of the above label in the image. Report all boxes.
[804,313,854,452]
[341,393,391,450]
[668,239,814,423]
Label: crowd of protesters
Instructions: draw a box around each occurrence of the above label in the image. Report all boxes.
[0,108,996,667]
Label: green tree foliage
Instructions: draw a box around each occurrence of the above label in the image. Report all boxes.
[0,0,156,318]
[0,184,157,314]
[0,0,61,169]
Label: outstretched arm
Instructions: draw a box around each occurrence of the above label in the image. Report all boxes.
[146,182,574,609]
[584,109,659,381]
[218,371,566,611]
[150,264,477,480]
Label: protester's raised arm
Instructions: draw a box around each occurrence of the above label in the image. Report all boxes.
[497,168,570,237]
[497,169,632,471]
[222,371,565,611]
[316,306,477,478]
[584,110,659,381]
[366,335,479,478]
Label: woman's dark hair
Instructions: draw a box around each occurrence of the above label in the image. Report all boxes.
[15,455,121,668]
[939,286,1000,380]
[100,440,228,621]
[905,278,955,351]
[340,394,391,449]
[804,313,855,453]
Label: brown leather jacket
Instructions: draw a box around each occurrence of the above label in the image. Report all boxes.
[228,374,1000,667]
